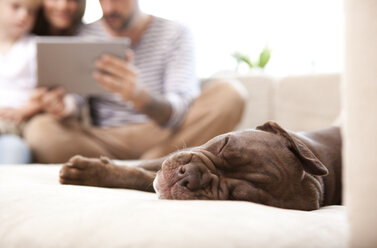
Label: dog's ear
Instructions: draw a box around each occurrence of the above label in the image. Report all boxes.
[256,121,328,176]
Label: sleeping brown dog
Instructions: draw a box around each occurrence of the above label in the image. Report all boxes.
[59,121,342,211]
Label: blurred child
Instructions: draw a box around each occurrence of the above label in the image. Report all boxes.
[0,0,42,164]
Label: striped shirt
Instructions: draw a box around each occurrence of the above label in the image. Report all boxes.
[78,16,200,129]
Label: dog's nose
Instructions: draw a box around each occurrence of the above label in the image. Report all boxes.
[176,163,202,191]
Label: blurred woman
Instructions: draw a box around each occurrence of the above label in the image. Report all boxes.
[0,0,86,164]
[32,0,85,36]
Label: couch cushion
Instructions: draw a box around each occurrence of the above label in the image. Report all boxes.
[235,75,277,130]
[274,73,341,131]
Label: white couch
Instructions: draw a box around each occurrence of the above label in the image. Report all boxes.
[231,73,341,131]
[0,73,346,248]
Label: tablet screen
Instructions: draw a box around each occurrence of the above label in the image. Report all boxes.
[37,37,130,95]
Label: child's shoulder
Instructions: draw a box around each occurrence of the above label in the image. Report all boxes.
[18,35,37,44]
[9,35,37,57]
[15,35,37,50]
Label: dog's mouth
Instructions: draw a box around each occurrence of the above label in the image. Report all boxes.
[152,173,160,196]
[153,171,173,199]
[154,151,222,200]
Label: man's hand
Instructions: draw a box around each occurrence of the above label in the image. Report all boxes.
[93,50,141,103]
[93,50,172,126]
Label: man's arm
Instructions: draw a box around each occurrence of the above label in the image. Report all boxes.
[132,89,172,126]
[93,25,199,128]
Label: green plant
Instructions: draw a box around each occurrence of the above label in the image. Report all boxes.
[232,47,271,72]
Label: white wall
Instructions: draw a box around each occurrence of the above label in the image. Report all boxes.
[83,0,344,78]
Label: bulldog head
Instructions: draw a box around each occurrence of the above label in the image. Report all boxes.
[153,121,329,210]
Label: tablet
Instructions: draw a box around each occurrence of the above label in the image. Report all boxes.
[36,37,130,95]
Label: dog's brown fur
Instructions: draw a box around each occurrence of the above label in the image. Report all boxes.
[60,121,342,211]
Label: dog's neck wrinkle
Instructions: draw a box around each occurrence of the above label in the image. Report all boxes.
[302,172,325,206]
[292,127,342,205]
[217,178,230,200]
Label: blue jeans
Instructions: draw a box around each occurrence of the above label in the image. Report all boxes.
[0,134,32,164]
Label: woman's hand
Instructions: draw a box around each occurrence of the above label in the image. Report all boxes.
[0,88,46,123]
[41,87,70,119]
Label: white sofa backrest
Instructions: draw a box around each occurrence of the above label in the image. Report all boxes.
[273,73,341,131]
[225,73,341,132]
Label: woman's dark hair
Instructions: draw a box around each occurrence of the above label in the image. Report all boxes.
[32,0,86,36]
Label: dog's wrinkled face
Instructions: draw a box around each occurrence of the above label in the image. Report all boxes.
[153,122,329,210]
